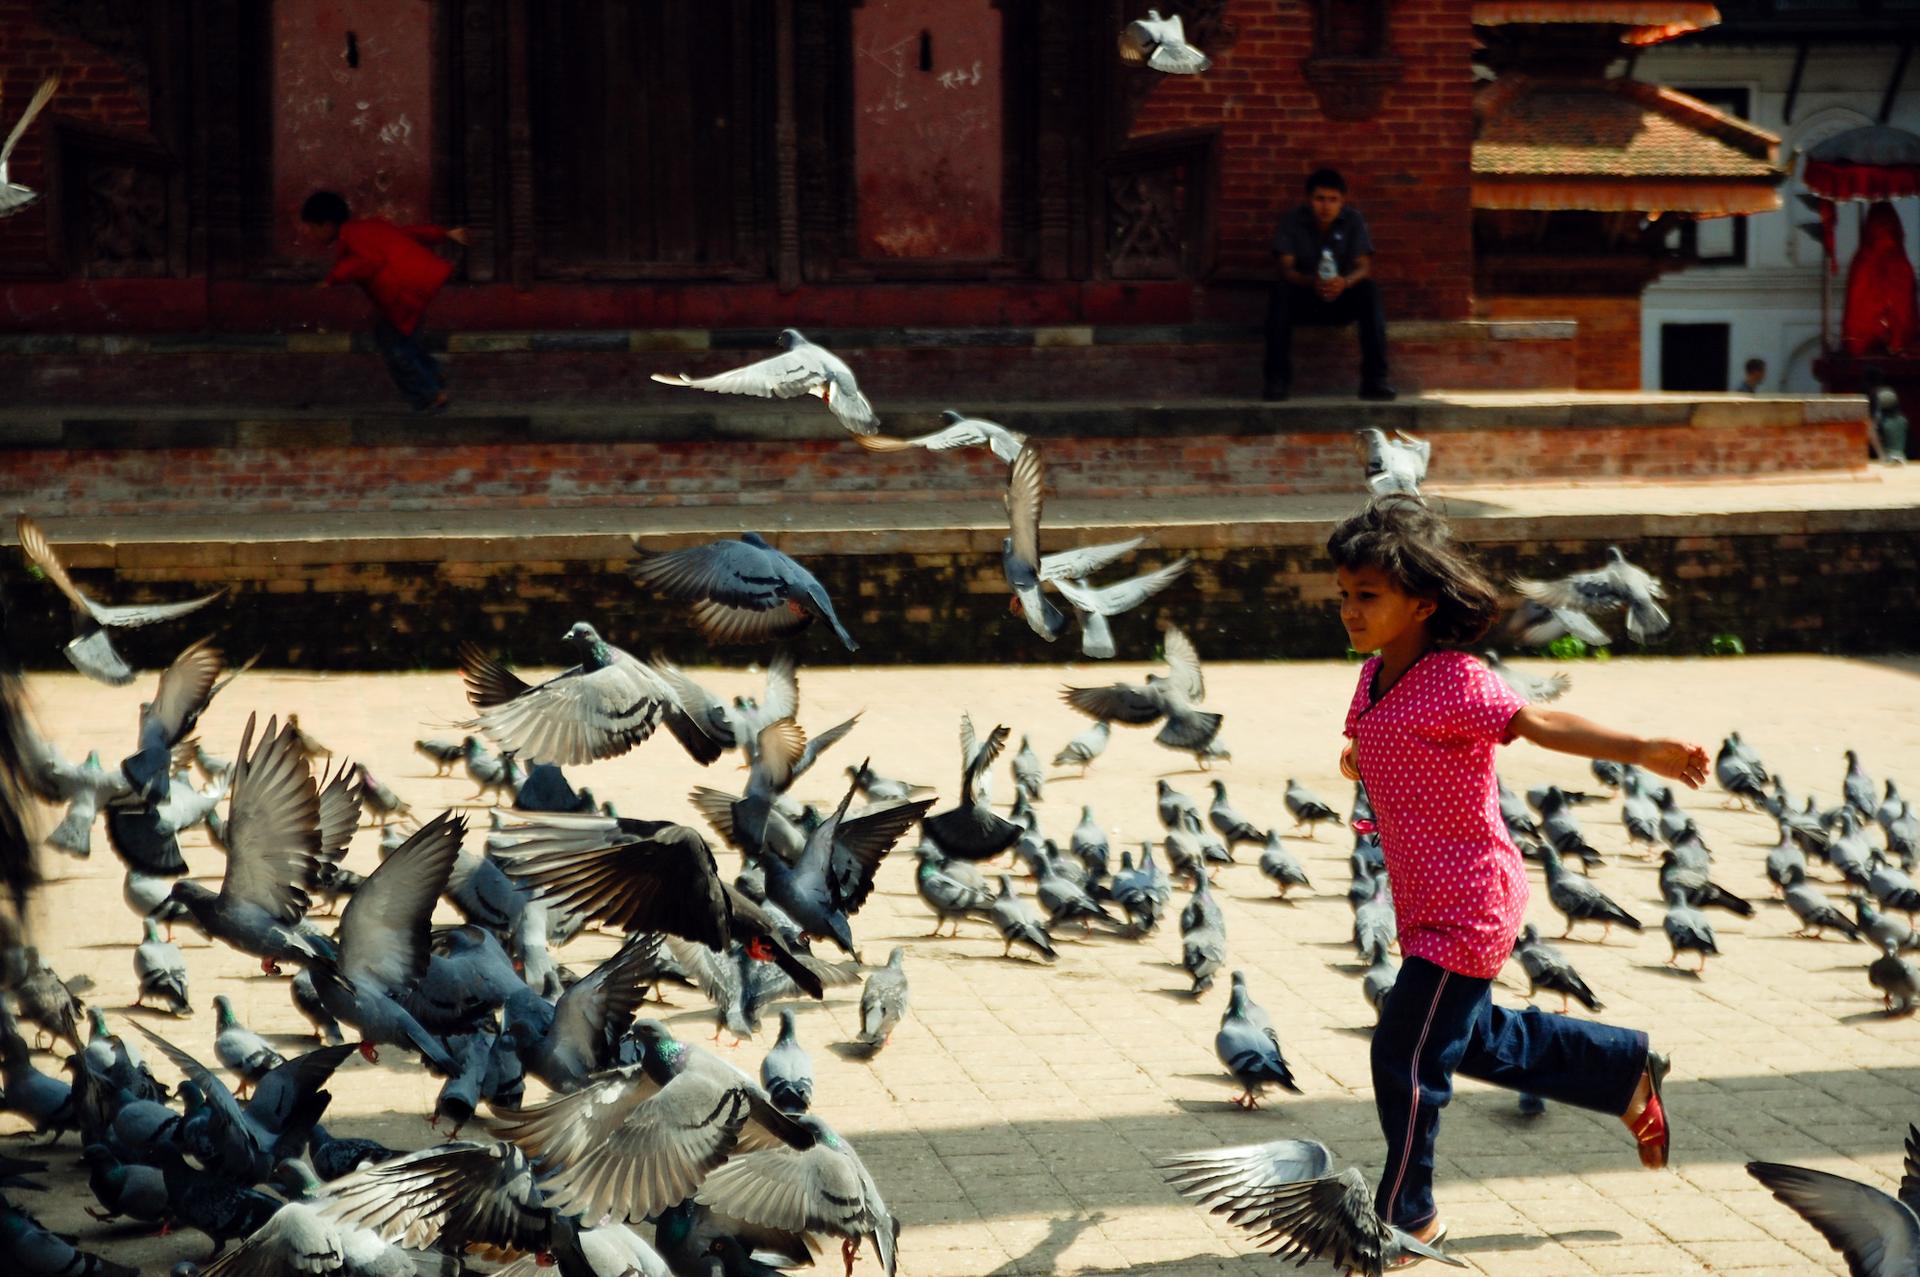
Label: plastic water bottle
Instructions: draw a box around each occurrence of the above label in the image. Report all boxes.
[1317,249,1339,283]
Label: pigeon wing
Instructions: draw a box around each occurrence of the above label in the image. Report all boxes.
[826,797,936,916]
[1039,536,1148,583]
[142,639,224,752]
[1748,1161,1920,1277]
[489,814,732,951]
[319,1140,551,1253]
[1006,444,1045,573]
[1063,682,1168,724]
[1163,626,1206,702]
[543,936,662,1077]
[337,811,463,991]
[651,350,824,401]
[463,658,671,767]
[1053,558,1191,618]
[1221,1168,1386,1271]
[1147,38,1211,74]
[793,711,859,779]
[1159,1138,1336,1208]
[243,1043,357,1135]
[315,761,364,860]
[458,643,534,709]
[631,539,788,607]
[695,1140,868,1237]
[220,715,321,924]
[1118,18,1152,62]
[688,598,815,645]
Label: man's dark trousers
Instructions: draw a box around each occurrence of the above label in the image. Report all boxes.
[1264,279,1389,393]
[1370,956,1649,1232]
[373,319,446,410]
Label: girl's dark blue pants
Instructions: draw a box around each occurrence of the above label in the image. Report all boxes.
[1372,956,1650,1230]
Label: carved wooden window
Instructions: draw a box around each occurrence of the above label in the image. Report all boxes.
[1301,0,1401,122]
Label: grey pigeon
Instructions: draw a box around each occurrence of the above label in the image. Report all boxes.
[764,774,930,958]
[1258,831,1311,899]
[126,919,189,1017]
[923,716,1023,861]
[459,735,516,804]
[1208,780,1267,850]
[1537,786,1604,872]
[632,532,858,651]
[1216,971,1299,1108]
[0,76,59,216]
[307,1123,402,1182]
[1869,945,1920,1014]
[1063,626,1225,765]
[913,845,994,937]
[211,994,284,1098]
[1715,736,1770,807]
[1540,845,1641,940]
[42,748,130,859]
[1620,772,1662,854]
[1284,779,1342,839]
[1000,444,1070,643]
[845,761,932,803]
[1849,893,1920,954]
[1033,851,1116,932]
[1765,826,1809,896]
[0,1009,75,1137]
[1052,721,1110,774]
[16,515,223,686]
[431,1031,495,1136]
[1118,8,1211,73]
[14,948,88,1053]
[1658,850,1753,917]
[1870,854,1920,917]
[1161,1138,1465,1274]
[1845,749,1879,820]
[1355,427,1430,496]
[1050,558,1192,660]
[1783,870,1862,940]
[990,874,1057,962]
[165,714,331,975]
[356,765,411,826]
[855,408,1025,463]
[0,1194,139,1277]
[81,1141,168,1224]
[1830,810,1878,888]
[1180,880,1227,996]
[1481,650,1568,704]
[652,327,878,435]
[1878,780,1907,835]
[290,970,346,1045]
[459,625,700,768]
[760,1009,813,1113]
[490,1019,808,1224]
[211,1156,464,1277]
[856,947,909,1053]
[1512,545,1670,644]
[1661,887,1719,975]
[1111,847,1169,933]
[1011,736,1044,802]
[1511,924,1601,1013]
[1158,779,1202,833]
[1353,879,1396,959]
[511,935,665,1092]
[1361,938,1397,1022]
[1501,598,1612,650]
[1747,1136,1920,1276]
[413,738,463,776]
[1887,802,1919,871]
[312,1139,564,1257]
[694,1111,899,1277]
[1070,806,1111,880]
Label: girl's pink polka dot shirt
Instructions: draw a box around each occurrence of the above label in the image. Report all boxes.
[1344,649,1531,980]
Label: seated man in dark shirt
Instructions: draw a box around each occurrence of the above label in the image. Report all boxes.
[1265,168,1394,401]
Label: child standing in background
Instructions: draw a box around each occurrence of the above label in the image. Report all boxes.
[1329,495,1709,1261]
[301,191,468,414]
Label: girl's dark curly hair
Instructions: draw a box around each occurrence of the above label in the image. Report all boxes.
[1326,495,1501,645]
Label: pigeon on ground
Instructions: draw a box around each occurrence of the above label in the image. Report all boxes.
[13,948,88,1053]
[1511,924,1601,1013]
[1746,1135,1920,1276]
[15,515,224,686]
[923,716,1023,862]
[857,948,909,1053]
[1361,939,1398,1022]
[1216,971,1299,1109]
[165,714,331,976]
[289,970,346,1045]
[1620,772,1662,855]
[1062,626,1225,766]
[1715,737,1770,808]
[1540,845,1641,941]
[1158,779,1202,833]
[1658,851,1753,917]
[1536,786,1604,873]
[1353,879,1396,959]
[990,874,1057,962]
[0,1010,75,1136]
[652,328,878,436]
[1479,649,1568,705]
[1512,546,1670,644]
[1845,750,1880,820]
[1355,427,1429,497]
[130,918,190,1016]
[1591,758,1632,789]
[760,1009,813,1114]
[459,625,706,767]
[1070,806,1110,880]
[632,533,858,651]
[1782,869,1863,941]
[1000,444,1070,643]
[1053,721,1110,774]
[1160,1138,1466,1275]
[1870,944,1920,1014]
[81,1141,168,1224]
[1011,736,1044,802]
[413,738,463,776]
[1257,832,1311,899]
[1033,851,1117,933]
[1284,780,1343,839]
[1871,854,1920,918]
[846,761,932,803]
[1208,780,1267,850]
[913,845,995,937]
[1181,879,1227,996]
[210,994,284,1099]
[1662,887,1718,975]
[1849,893,1920,954]
[307,1123,402,1182]
[856,408,1025,462]
[1887,803,1919,871]
[1111,847,1168,933]
[1050,558,1192,660]
[1830,810,1879,887]
[1118,8,1211,73]
[0,1194,140,1277]
[356,765,411,826]
[458,735,516,805]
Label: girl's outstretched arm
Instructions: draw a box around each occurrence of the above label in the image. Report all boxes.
[1509,706,1708,787]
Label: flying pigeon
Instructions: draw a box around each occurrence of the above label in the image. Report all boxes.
[1050,558,1192,660]
[651,328,878,435]
[0,79,61,217]
[1161,1138,1466,1274]
[1512,545,1670,644]
[632,533,858,651]
[1062,626,1226,765]
[1355,428,1430,496]
[854,409,1025,463]
[1001,443,1070,642]
[1481,650,1569,704]
[1118,9,1211,74]
[923,715,1023,861]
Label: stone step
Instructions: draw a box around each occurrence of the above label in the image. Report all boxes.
[2,319,1576,406]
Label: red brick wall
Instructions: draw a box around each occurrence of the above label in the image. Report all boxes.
[1479,294,1643,390]
[0,2,152,275]
[1129,0,1477,321]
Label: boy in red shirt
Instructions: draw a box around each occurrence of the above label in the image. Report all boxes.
[301,190,469,413]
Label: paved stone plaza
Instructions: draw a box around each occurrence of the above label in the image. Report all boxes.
[10,655,1918,1275]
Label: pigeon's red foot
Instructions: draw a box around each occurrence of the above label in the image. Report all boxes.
[744,936,776,963]
[841,1236,860,1277]
[358,1041,380,1064]
[260,958,282,976]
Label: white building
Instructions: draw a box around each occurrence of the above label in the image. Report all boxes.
[1636,3,1920,393]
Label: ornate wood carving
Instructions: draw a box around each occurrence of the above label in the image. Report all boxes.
[51,118,179,277]
[1101,127,1217,280]
[1300,0,1400,122]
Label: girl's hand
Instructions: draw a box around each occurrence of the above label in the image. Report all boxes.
[1640,739,1709,788]
[447,227,472,246]
[1339,742,1359,782]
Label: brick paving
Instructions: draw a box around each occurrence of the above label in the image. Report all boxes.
[10,655,1918,1274]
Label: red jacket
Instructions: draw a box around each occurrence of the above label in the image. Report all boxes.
[325,218,456,335]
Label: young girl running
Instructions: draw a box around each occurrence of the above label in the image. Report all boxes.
[1329,495,1708,1258]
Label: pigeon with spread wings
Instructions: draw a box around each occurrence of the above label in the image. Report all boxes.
[632,534,858,653]
[922,715,1023,862]
[651,328,878,435]
[16,516,223,686]
[855,409,1025,464]
[1002,444,1069,643]
[1512,545,1671,645]
[1062,626,1226,765]
[1747,1129,1920,1277]
[1119,10,1211,74]
[0,76,58,217]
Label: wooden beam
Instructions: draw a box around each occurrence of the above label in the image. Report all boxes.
[1782,41,1808,126]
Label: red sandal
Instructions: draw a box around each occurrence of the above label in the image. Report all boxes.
[1627,1050,1671,1169]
